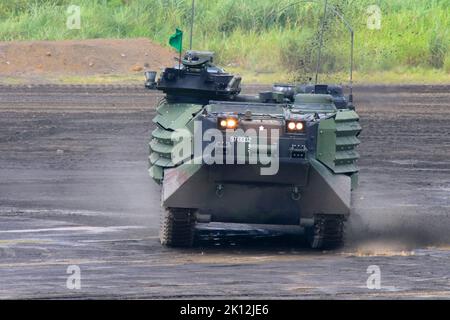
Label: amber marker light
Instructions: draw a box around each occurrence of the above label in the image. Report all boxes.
[286,121,305,133]
[226,118,237,129]
[218,117,238,130]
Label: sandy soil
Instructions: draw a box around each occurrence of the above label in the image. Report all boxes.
[0,38,174,78]
[0,84,449,299]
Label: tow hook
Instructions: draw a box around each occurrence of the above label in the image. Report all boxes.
[216,184,224,198]
[291,186,301,201]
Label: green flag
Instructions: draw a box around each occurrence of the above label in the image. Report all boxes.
[169,28,183,53]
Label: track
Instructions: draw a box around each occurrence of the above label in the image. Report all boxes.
[0,84,449,299]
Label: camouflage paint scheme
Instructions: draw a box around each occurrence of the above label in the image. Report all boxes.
[148,92,360,226]
[145,50,361,248]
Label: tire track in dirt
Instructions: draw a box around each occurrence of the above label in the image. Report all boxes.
[0,84,449,298]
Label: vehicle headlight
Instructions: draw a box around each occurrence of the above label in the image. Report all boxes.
[287,121,296,131]
[218,117,238,129]
[286,121,305,133]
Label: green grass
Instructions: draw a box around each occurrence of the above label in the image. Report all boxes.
[58,74,144,84]
[0,0,449,84]
[227,67,450,85]
[1,68,447,86]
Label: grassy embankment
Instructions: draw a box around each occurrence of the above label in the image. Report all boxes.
[0,0,449,84]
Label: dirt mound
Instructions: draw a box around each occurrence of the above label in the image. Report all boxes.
[0,38,175,77]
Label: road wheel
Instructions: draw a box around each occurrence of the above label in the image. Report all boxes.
[159,208,196,247]
[306,214,345,250]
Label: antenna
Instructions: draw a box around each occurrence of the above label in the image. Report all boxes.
[326,6,354,103]
[314,0,328,85]
[189,0,195,50]
[267,1,354,101]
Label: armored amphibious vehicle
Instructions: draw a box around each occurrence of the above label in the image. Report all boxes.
[145,49,361,249]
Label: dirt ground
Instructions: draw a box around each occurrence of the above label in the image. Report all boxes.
[0,39,174,78]
[0,84,449,299]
